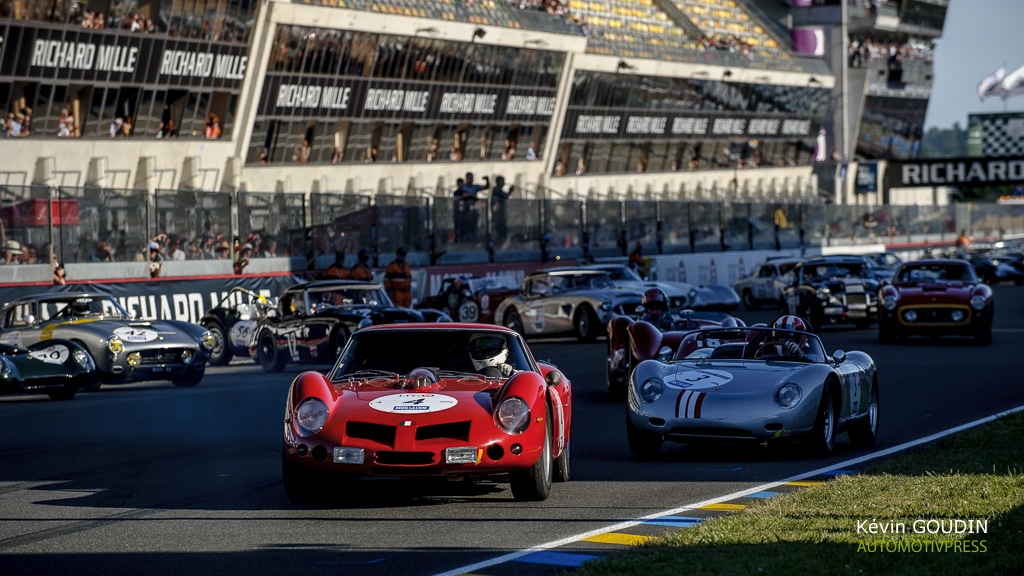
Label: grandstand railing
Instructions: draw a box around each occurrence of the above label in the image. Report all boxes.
[2,186,1020,271]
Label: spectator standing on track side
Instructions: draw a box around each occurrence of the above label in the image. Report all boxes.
[384,247,413,307]
[490,175,514,245]
[326,251,349,279]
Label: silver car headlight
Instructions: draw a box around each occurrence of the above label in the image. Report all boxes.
[773,382,802,409]
[494,396,531,434]
[73,349,93,370]
[200,331,216,351]
[294,398,329,435]
[639,377,664,403]
[904,310,917,322]
[970,296,986,311]
[950,310,965,322]
[600,300,611,311]
[882,296,897,310]
[108,335,124,354]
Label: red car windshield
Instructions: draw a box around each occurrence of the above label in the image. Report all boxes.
[332,329,533,377]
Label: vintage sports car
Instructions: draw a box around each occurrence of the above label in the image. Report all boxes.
[252,280,452,372]
[0,293,214,387]
[200,287,277,365]
[779,256,880,330]
[733,257,803,311]
[626,316,879,458]
[586,263,740,312]
[493,268,642,341]
[878,259,994,344]
[0,339,97,400]
[966,250,1024,286]
[606,295,745,399]
[417,276,519,323]
[282,324,572,503]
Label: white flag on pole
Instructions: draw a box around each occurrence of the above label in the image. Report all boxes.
[978,65,1007,100]
[999,63,1024,99]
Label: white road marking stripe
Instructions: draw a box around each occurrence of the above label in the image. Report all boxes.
[431,402,1024,576]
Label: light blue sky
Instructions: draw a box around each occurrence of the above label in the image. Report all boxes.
[924,0,1024,129]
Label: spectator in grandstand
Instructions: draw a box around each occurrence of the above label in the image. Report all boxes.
[167,236,186,261]
[89,242,114,262]
[326,251,348,279]
[525,142,537,161]
[58,108,73,138]
[2,240,22,264]
[186,241,204,260]
[205,113,222,139]
[5,112,23,138]
[110,117,123,138]
[53,258,66,286]
[349,249,373,281]
[234,243,253,274]
[214,240,231,259]
[491,176,514,244]
[260,237,279,258]
[384,248,413,307]
[148,242,164,278]
[122,116,133,137]
[553,161,565,176]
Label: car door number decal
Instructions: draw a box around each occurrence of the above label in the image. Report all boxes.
[229,321,256,348]
[29,344,70,364]
[370,393,458,413]
[666,369,733,389]
[113,327,158,342]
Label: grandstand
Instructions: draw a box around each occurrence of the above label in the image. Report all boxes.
[0,0,951,273]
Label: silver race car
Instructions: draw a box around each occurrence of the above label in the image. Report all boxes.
[0,292,215,388]
[494,268,642,341]
[626,319,879,458]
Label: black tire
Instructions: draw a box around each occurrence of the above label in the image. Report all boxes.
[553,434,571,483]
[808,387,836,456]
[282,455,328,505]
[74,342,102,392]
[573,305,598,342]
[172,367,205,388]
[204,322,233,366]
[509,409,553,501]
[742,290,760,311]
[504,309,524,336]
[607,368,627,400]
[46,384,78,401]
[456,300,480,322]
[975,322,992,345]
[626,413,663,459]
[848,385,880,447]
[257,330,286,373]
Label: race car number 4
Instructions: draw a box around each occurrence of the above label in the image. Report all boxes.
[369,393,458,413]
[666,369,733,389]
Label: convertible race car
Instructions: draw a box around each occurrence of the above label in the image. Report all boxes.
[606,290,745,399]
[878,259,994,344]
[494,268,642,341]
[779,256,880,330]
[0,339,97,400]
[417,276,519,323]
[282,324,572,503]
[0,293,214,388]
[626,316,879,458]
[200,287,277,365]
[253,280,452,372]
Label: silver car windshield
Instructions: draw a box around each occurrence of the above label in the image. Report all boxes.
[40,296,131,321]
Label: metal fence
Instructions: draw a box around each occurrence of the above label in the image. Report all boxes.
[3,184,1023,267]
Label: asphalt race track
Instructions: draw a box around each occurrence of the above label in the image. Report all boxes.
[2,285,1023,575]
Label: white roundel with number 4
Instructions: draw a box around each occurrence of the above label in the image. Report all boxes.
[665,369,733,390]
[113,326,159,342]
[29,344,70,365]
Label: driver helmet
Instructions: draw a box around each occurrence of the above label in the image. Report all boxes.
[767,315,810,353]
[468,333,509,371]
[642,288,669,320]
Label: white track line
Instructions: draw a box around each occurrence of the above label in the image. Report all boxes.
[433,403,1024,576]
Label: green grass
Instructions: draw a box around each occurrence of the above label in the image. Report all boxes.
[571,412,1024,576]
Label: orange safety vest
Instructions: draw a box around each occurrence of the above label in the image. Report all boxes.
[384,260,412,292]
[326,264,348,279]
[349,263,373,281]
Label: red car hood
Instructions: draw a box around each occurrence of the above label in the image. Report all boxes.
[340,375,502,409]
[896,282,973,303]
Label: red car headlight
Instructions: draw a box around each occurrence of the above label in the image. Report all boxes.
[494,396,530,434]
[294,398,329,435]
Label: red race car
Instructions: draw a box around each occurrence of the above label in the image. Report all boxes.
[282,323,572,503]
[879,259,994,344]
[606,289,746,399]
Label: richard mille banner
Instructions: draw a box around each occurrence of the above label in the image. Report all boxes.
[560,108,817,140]
[887,156,1024,187]
[259,74,558,121]
[0,22,247,88]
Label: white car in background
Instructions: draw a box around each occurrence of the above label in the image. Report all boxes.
[586,263,740,313]
[734,257,803,311]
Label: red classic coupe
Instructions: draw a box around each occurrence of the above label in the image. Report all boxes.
[282,323,572,503]
[878,259,994,344]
